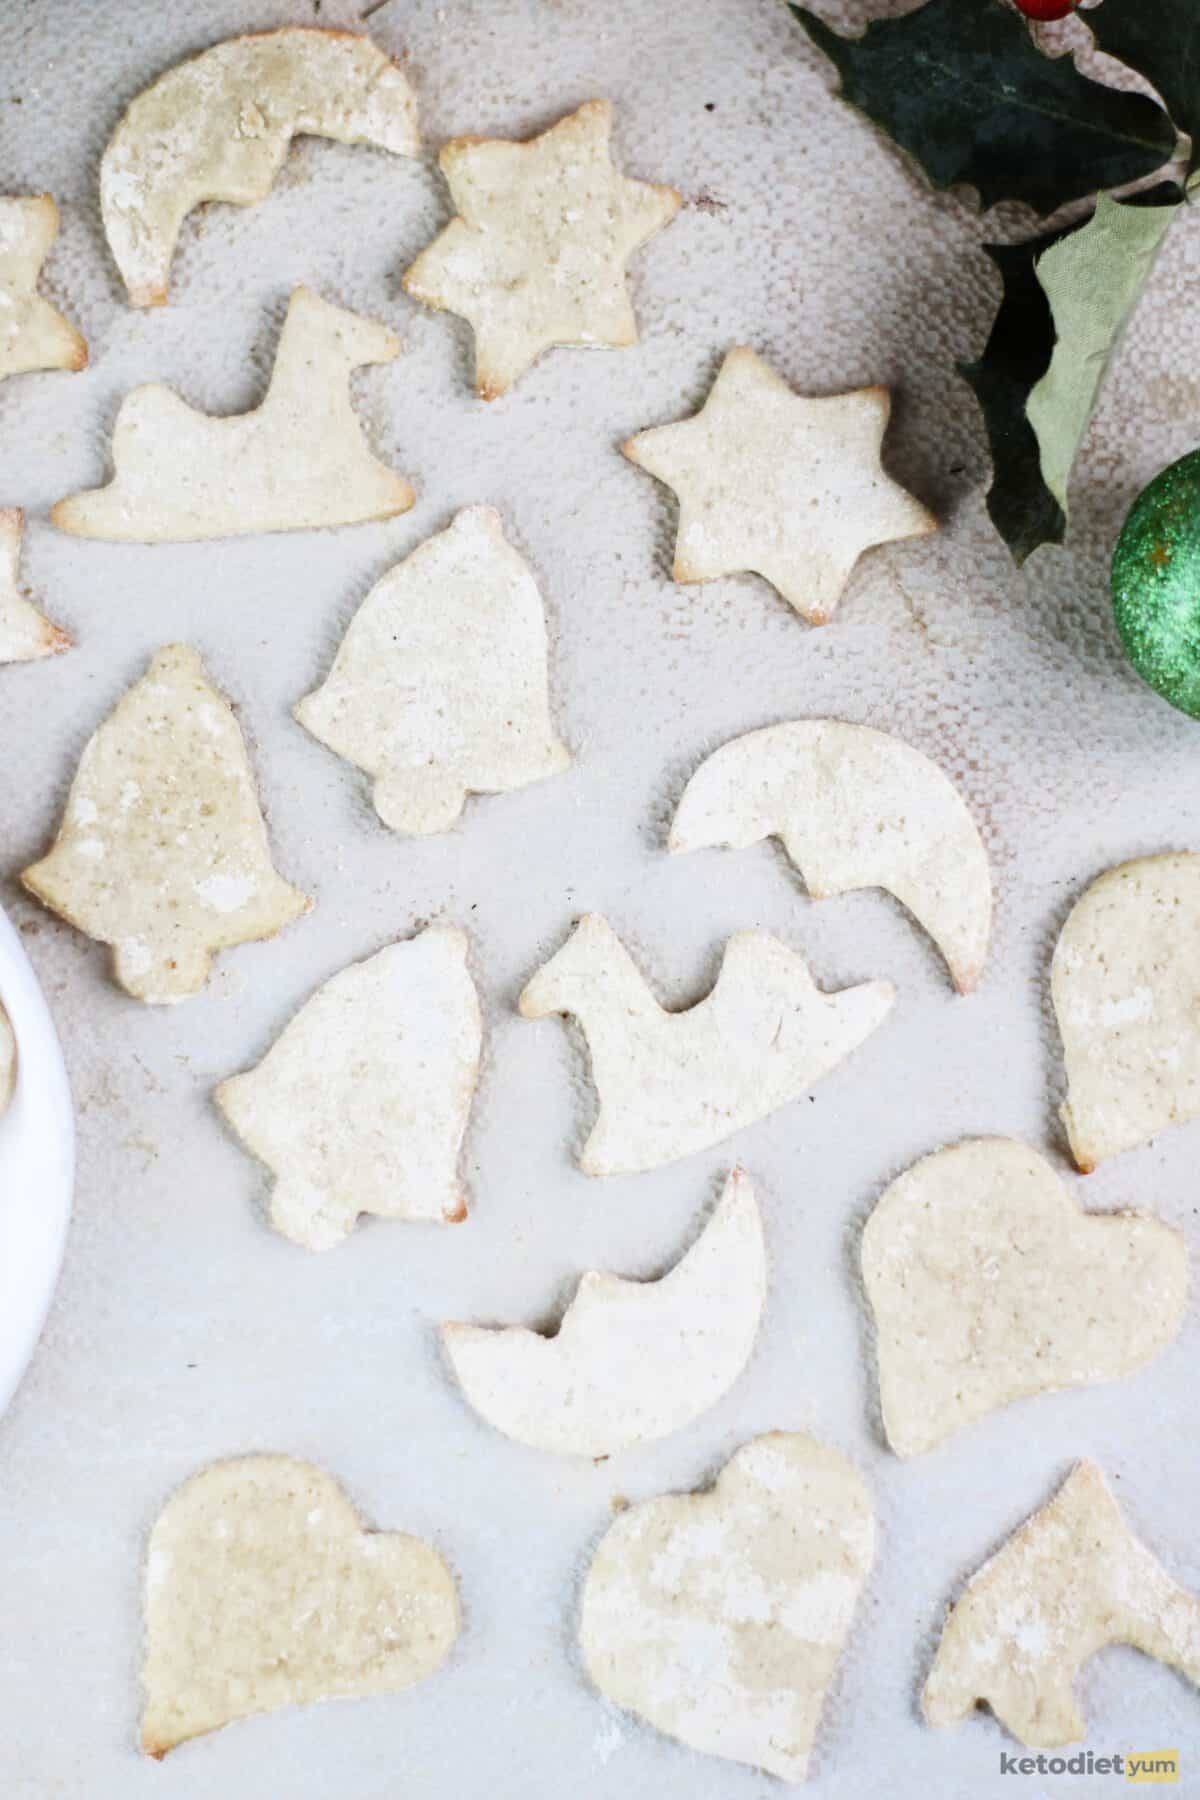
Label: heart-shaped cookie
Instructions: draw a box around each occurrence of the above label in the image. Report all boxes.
[862,1137,1187,1456]
[141,1456,458,1756]
[579,1432,874,1782]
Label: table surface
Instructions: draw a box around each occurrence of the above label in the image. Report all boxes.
[2,1,1199,1795]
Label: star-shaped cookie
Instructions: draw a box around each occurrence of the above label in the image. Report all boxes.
[0,195,87,382]
[625,346,936,624]
[403,99,679,399]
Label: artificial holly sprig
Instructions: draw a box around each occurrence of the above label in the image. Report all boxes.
[789,0,1193,563]
[962,185,1182,561]
[789,0,1179,218]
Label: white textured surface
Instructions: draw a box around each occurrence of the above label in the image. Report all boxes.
[1,0,1200,1795]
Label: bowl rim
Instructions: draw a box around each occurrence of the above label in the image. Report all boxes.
[0,904,74,1419]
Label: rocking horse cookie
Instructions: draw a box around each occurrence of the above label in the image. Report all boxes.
[519,913,894,1174]
[52,287,413,541]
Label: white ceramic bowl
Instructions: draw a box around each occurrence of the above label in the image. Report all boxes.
[0,905,73,1417]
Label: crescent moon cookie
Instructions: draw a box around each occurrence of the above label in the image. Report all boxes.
[1053,851,1200,1170]
[22,645,309,1003]
[102,27,420,307]
[403,99,679,398]
[670,719,991,992]
[51,287,413,542]
[140,1456,458,1757]
[0,509,69,664]
[443,1167,766,1457]
[0,194,86,382]
[580,1432,875,1782]
[624,346,935,624]
[519,913,893,1175]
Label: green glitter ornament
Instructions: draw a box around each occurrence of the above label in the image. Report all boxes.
[1112,449,1200,719]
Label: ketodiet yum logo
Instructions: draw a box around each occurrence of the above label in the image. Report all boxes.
[999,1748,1179,1782]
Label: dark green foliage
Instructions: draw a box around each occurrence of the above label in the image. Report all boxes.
[959,239,1066,563]
[789,0,1178,215]
[1088,0,1200,170]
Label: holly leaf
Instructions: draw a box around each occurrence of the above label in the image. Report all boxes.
[1027,188,1178,511]
[962,186,1180,563]
[960,237,1066,564]
[1088,0,1200,170]
[789,0,1178,216]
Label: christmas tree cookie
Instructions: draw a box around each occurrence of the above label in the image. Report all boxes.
[216,929,481,1250]
[296,507,570,834]
[22,645,309,1003]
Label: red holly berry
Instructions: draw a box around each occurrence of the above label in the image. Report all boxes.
[1014,0,1076,18]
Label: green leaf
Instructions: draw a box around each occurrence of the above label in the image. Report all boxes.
[960,237,1066,564]
[1027,189,1178,513]
[789,0,1178,216]
[1088,0,1200,170]
[962,186,1180,564]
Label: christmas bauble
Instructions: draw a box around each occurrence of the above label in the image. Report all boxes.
[1112,450,1200,719]
[1014,0,1076,17]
